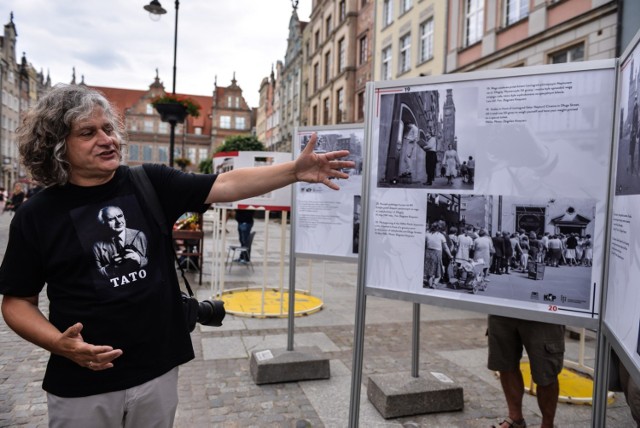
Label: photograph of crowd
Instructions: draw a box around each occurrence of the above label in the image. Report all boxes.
[421,193,597,310]
[301,131,364,183]
[616,51,640,195]
[376,88,476,191]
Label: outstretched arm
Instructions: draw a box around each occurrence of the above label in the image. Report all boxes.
[1,295,123,370]
[206,133,355,204]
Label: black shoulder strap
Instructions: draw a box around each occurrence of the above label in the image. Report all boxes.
[129,165,195,297]
[130,165,168,236]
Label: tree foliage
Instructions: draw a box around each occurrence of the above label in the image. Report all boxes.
[215,135,265,153]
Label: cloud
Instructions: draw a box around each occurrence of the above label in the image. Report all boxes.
[1,0,312,105]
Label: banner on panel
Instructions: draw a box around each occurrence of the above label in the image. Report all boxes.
[293,126,364,259]
[364,65,616,320]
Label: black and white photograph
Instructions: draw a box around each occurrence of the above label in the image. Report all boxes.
[376,88,476,190]
[421,193,597,311]
[70,194,156,296]
[352,195,361,254]
[616,51,640,195]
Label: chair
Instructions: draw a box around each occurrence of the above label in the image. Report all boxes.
[226,231,255,272]
[173,229,205,285]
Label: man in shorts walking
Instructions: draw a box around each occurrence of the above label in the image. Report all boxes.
[488,315,565,428]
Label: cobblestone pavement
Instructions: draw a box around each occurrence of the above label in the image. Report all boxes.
[0,212,635,427]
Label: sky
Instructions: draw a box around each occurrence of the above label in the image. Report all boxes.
[1,1,312,107]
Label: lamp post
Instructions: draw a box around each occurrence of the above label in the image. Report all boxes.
[144,0,181,167]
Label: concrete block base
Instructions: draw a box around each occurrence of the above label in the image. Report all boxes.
[367,372,464,419]
[249,346,330,385]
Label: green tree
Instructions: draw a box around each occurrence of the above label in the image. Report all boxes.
[198,158,213,174]
[215,135,266,153]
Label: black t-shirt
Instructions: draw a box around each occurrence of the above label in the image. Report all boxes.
[0,164,216,397]
[235,209,254,225]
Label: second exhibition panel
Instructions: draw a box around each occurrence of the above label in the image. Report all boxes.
[361,60,617,328]
[293,125,364,261]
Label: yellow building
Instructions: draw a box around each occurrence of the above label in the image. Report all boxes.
[373,0,448,81]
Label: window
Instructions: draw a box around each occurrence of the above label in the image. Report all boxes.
[323,97,330,125]
[194,127,202,135]
[400,0,412,14]
[313,63,320,91]
[465,0,484,46]
[359,35,368,66]
[419,18,434,63]
[220,115,231,129]
[326,15,332,37]
[159,122,169,134]
[312,105,318,125]
[188,148,196,164]
[129,144,139,161]
[146,103,154,114]
[399,34,411,74]
[339,0,346,21]
[227,96,233,107]
[128,121,138,132]
[381,46,392,80]
[158,146,168,163]
[549,43,585,64]
[144,120,153,133]
[235,97,241,108]
[315,30,320,50]
[357,91,365,121]
[338,38,346,72]
[505,0,528,26]
[143,145,153,161]
[382,0,393,27]
[305,41,310,59]
[324,51,332,83]
[235,117,246,129]
[336,88,344,123]
[199,148,208,162]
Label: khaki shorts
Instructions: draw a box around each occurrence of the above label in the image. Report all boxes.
[487,315,565,386]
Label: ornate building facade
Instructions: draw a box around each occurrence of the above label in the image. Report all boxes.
[445,0,618,72]
[93,73,213,171]
[210,74,254,151]
[300,0,375,128]
[0,13,50,189]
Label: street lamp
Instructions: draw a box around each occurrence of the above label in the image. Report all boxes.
[144,0,181,167]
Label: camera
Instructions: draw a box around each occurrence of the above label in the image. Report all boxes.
[181,292,226,332]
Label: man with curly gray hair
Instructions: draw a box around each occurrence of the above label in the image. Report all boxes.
[0,84,354,427]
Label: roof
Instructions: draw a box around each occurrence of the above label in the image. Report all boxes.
[91,85,212,135]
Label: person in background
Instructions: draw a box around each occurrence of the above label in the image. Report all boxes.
[234,209,254,263]
[0,84,354,428]
[423,222,452,288]
[467,156,475,184]
[4,183,25,214]
[443,144,460,185]
[473,228,494,278]
[488,316,565,428]
[419,130,438,186]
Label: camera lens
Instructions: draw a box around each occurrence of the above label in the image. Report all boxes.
[197,299,226,327]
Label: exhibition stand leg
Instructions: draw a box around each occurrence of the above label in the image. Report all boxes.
[249,205,329,385]
[366,303,464,419]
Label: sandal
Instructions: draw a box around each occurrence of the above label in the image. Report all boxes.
[491,417,526,428]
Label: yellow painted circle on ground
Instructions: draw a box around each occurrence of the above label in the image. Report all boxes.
[220,288,323,318]
[520,361,615,405]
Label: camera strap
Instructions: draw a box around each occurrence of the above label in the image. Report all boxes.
[129,166,195,298]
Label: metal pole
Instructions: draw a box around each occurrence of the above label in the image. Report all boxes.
[172,0,179,95]
[168,0,179,167]
[169,122,176,167]
[412,303,420,377]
